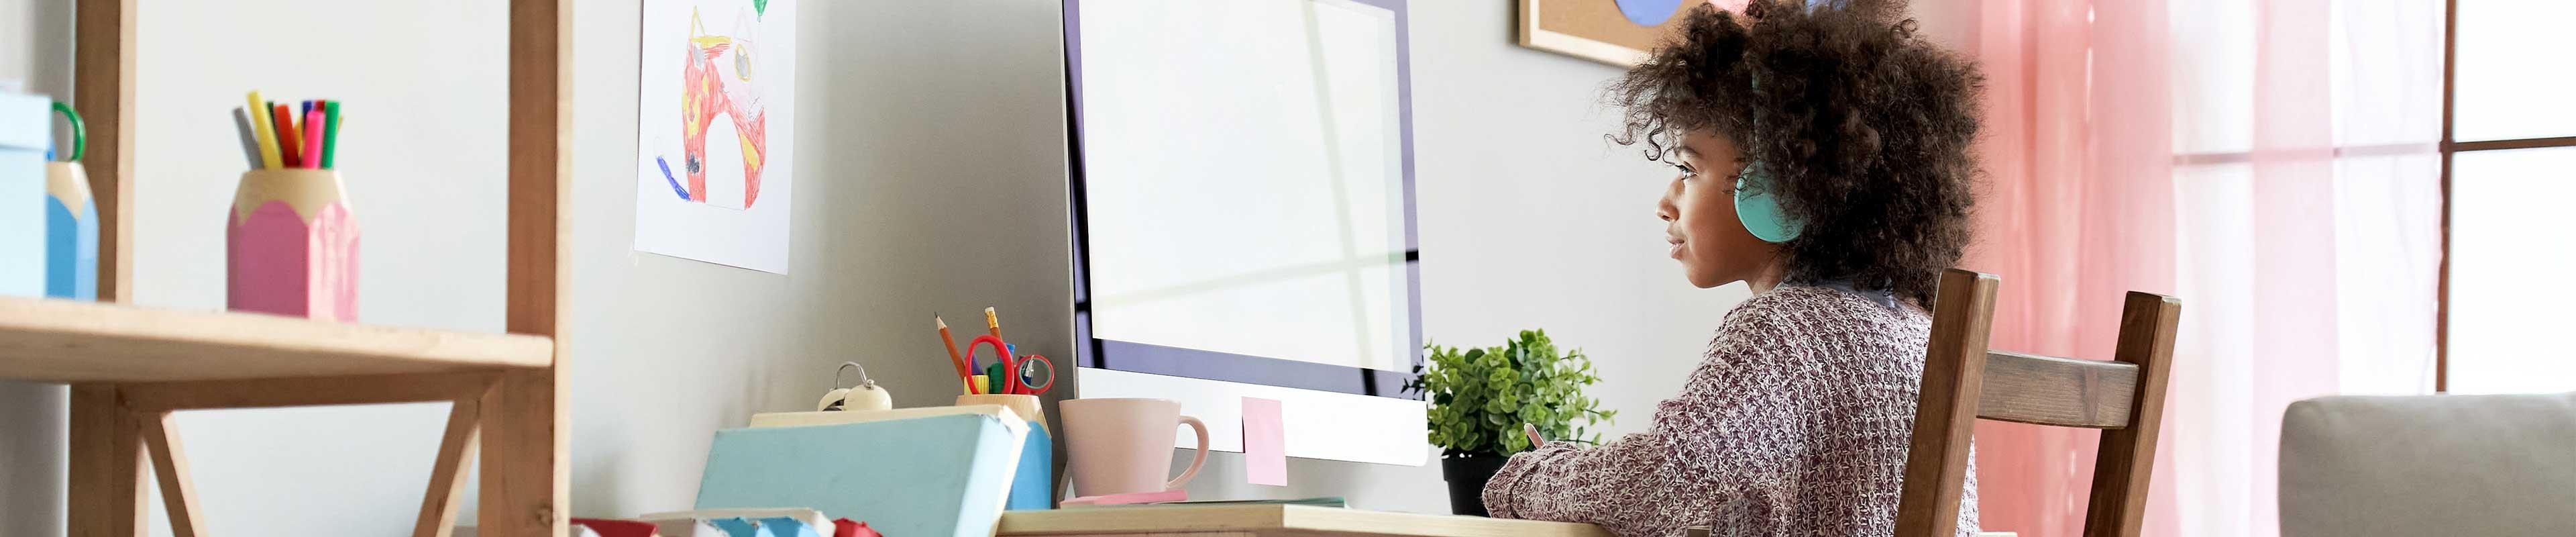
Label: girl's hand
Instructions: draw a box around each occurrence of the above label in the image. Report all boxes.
[1523,423,1546,447]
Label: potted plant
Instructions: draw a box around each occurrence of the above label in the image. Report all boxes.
[1408,329,1614,516]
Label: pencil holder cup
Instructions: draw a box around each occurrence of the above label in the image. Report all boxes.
[45,162,97,299]
[227,168,358,322]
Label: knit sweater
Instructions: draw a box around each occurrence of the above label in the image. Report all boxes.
[1483,285,1980,537]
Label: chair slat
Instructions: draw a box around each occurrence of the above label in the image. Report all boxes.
[1976,350,2140,429]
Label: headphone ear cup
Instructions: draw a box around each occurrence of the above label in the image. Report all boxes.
[1734,163,1803,243]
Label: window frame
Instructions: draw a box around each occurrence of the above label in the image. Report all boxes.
[2434,0,2576,392]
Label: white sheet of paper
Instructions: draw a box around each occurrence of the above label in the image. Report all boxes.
[633,0,798,273]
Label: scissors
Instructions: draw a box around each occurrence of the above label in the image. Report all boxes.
[961,335,1056,395]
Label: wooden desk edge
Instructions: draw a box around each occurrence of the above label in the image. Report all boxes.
[997,505,1611,537]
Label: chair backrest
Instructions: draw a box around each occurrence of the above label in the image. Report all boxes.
[1893,268,2181,537]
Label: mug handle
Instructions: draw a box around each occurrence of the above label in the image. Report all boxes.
[1166,415,1211,490]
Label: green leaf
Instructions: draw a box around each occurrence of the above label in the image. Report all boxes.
[1417,329,1611,454]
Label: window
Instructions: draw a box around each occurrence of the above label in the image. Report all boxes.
[2438,0,2576,393]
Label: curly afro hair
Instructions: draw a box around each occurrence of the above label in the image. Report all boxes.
[1609,0,1982,306]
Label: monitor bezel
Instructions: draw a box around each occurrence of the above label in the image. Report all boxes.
[1061,0,1425,399]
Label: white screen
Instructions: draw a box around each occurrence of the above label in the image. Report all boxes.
[1077,0,1413,373]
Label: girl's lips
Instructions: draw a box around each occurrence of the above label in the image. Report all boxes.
[1669,242,1684,258]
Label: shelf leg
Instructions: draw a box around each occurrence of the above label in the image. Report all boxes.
[414,395,484,537]
[138,411,204,537]
[477,370,564,536]
[66,384,143,537]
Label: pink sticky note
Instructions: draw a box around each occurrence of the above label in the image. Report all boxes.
[1242,397,1287,486]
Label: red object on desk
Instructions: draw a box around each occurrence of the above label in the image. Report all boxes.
[570,518,657,537]
[835,519,884,537]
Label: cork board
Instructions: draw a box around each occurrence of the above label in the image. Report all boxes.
[1517,0,1719,66]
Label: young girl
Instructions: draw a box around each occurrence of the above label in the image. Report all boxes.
[1481,2,1983,536]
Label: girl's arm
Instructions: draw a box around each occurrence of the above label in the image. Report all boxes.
[1479,319,1809,534]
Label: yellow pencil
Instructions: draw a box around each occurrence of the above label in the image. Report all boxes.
[245,91,281,169]
[983,307,1004,340]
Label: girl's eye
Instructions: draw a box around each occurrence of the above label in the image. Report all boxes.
[1672,163,1699,179]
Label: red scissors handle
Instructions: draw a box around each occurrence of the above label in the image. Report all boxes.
[1016,353,1057,395]
[962,335,1016,395]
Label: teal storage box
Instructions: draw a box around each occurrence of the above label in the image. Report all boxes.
[712,406,1030,537]
[0,92,48,297]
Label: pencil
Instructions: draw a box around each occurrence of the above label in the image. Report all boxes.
[321,101,341,169]
[983,307,1004,340]
[272,103,301,168]
[302,108,325,169]
[936,314,971,392]
[246,91,281,168]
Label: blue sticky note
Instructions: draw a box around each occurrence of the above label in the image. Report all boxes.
[696,413,1026,537]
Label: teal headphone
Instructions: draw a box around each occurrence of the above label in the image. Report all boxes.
[1735,71,1801,244]
[1733,160,1803,242]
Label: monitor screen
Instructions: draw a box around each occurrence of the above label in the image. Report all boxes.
[1067,0,1421,397]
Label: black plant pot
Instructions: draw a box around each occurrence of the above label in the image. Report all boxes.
[1441,452,1509,516]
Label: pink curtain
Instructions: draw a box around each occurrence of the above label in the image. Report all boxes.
[1917,0,2175,535]
[1912,0,2439,535]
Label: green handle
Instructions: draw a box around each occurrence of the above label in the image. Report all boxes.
[50,101,85,162]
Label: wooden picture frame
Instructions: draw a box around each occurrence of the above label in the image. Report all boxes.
[1515,0,1713,66]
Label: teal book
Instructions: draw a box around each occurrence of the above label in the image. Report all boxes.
[698,409,1028,537]
[0,92,49,297]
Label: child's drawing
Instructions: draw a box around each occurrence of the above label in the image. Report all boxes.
[635,0,796,273]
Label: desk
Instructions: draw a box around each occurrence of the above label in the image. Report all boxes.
[996,505,1611,537]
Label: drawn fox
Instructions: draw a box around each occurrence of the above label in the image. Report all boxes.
[663,7,769,209]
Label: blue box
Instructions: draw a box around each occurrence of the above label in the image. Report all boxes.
[712,407,1030,537]
[0,92,52,297]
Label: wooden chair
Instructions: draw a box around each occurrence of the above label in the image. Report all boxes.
[1892,268,2181,537]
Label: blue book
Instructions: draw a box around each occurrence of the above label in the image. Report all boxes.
[703,406,1030,537]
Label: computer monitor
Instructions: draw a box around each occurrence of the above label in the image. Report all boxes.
[1063,0,1426,465]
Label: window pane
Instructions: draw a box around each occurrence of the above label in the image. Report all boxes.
[2453,1,2576,142]
[2447,147,2576,394]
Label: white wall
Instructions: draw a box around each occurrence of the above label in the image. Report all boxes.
[0,0,1751,532]
[1,0,77,534]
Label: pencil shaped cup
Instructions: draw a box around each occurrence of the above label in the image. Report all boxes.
[227,168,358,321]
[44,162,97,299]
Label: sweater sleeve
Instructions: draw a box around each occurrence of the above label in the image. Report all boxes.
[1481,319,1811,535]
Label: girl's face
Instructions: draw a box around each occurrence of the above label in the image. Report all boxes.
[1657,130,1780,289]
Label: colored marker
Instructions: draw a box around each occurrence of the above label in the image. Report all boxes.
[272,103,301,168]
[321,101,341,169]
[246,91,281,168]
[302,108,325,169]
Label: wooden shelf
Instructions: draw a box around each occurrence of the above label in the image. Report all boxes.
[0,296,552,383]
[997,505,1613,537]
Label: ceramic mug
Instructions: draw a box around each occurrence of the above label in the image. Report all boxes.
[1061,397,1209,497]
